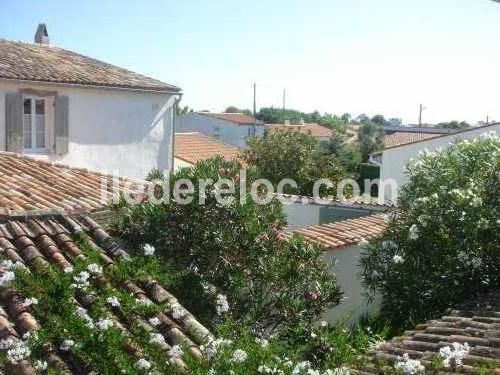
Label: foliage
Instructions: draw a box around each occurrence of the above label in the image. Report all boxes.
[328,133,362,175]
[256,107,349,131]
[360,133,500,328]
[436,120,470,129]
[184,320,386,374]
[112,157,342,335]
[357,121,385,162]
[6,234,185,374]
[224,106,253,116]
[244,130,345,196]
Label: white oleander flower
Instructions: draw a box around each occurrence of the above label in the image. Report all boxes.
[76,306,94,329]
[136,298,153,306]
[0,271,15,287]
[143,244,155,256]
[439,342,470,368]
[71,271,90,290]
[393,255,404,264]
[232,349,248,363]
[470,196,482,208]
[87,263,103,275]
[106,296,121,308]
[168,344,183,359]
[148,317,161,326]
[329,367,350,375]
[292,361,312,374]
[63,266,74,274]
[255,337,269,348]
[34,360,48,371]
[171,304,186,320]
[215,294,229,315]
[136,358,151,370]
[96,318,114,331]
[6,340,31,364]
[409,224,419,240]
[394,353,425,374]
[60,339,75,351]
[320,320,328,328]
[149,333,166,347]
[22,297,39,307]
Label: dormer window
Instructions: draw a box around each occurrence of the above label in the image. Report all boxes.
[23,97,46,152]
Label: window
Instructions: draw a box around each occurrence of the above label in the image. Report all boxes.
[23,97,46,151]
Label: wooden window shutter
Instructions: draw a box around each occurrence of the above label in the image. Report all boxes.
[54,95,69,155]
[5,92,23,153]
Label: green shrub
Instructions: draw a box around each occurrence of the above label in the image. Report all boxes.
[360,133,500,328]
[244,129,344,196]
[112,157,342,336]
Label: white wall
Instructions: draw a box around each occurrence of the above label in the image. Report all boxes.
[177,113,265,149]
[380,124,500,200]
[322,245,380,325]
[173,157,193,171]
[0,81,175,178]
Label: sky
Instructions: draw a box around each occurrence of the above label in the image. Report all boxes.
[1,0,499,124]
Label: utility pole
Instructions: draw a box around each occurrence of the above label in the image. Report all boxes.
[282,89,286,125]
[418,104,425,127]
[252,83,257,137]
[486,115,490,125]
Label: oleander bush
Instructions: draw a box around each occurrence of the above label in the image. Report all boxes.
[113,157,342,336]
[360,133,500,328]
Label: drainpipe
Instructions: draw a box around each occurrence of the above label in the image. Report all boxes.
[170,93,183,174]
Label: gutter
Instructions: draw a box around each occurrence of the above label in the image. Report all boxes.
[170,93,183,174]
[0,77,182,95]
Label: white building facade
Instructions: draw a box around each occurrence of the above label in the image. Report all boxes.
[374,123,500,201]
[0,27,181,178]
[177,112,266,149]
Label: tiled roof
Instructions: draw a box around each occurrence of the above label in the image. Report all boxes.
[0,152,144,215]
[196,112,264,126]
[266,123,333,139]
[356,289,500,374]
[281,213,386,250]
[383,131,440,148]
[175,132,241,164]
[0,213,212,373]
[0,39,180,93]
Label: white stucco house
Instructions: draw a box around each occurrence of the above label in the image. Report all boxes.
[371,123,500,201]
[177,112,265,149]
[0,24,181,178]
[282,213,386,324]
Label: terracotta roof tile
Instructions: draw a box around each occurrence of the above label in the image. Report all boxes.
[0,214,212,373]
[266,123,333,139]
[355,289,500,374]
[175,132,241,164]
[0,152,145,215]
[0,39,180,93]
[197,112,264,125]
[383,131,440,148]
[281,213,386,250]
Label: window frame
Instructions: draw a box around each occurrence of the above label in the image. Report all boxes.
[23,95,48,153]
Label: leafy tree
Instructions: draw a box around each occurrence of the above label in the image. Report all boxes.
[358,122,385,162]
[371,114,388,127]
[436,120,470,129]
[328,133,362,174]
[224,106,253,116]
[244,129,345,196]
[387,118,402,126]
[341,113,351,124]
[360,134,500,329]
[113,157,342,335]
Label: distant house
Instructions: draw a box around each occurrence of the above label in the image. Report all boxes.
[177,112,265,148]
[266,122,333,142]
[382,125,453,148]
[174,132,240,170]
[0,24,181,178]
[371,123,500,201]
[281,213,386,324]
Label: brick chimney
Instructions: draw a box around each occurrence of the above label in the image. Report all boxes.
[34,23,49,45]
